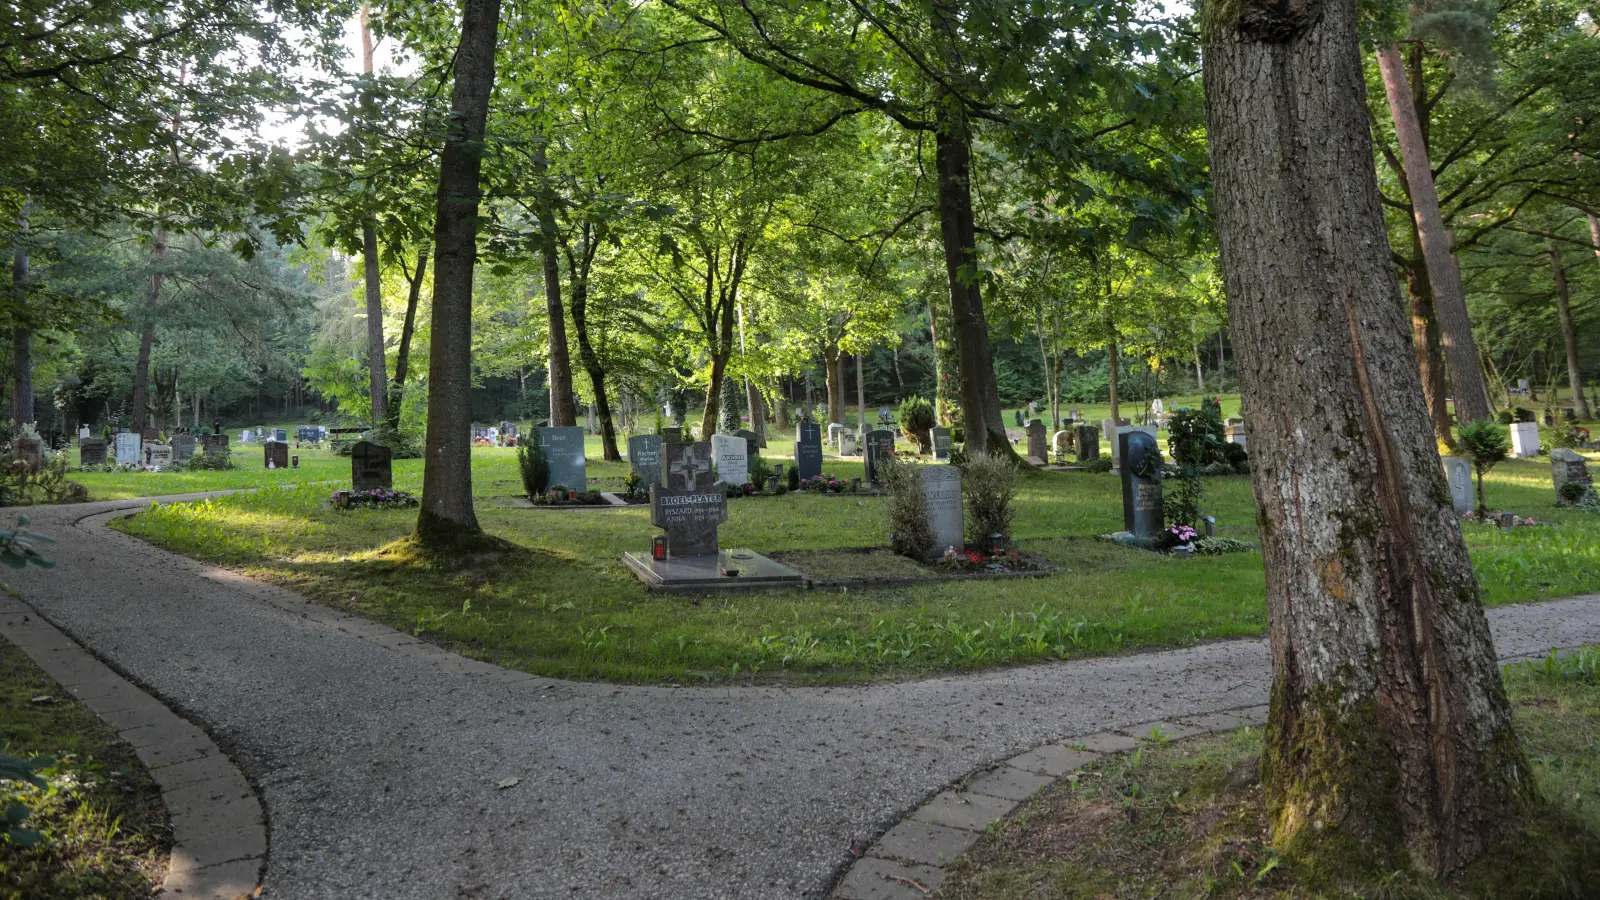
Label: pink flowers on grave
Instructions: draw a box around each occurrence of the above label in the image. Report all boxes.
[1166,524,1199,543]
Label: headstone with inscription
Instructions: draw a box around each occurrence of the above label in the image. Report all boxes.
[80,438,108,466]
[1119,430,1164,539]
[662,426,682,443]
[172,434,198,463]
[14,437,42,474]
[1076,424,1099,463]
[202,433,230,456]
[931,426,952,461]
[1025,419,1047,464]
[921,465,963,558]
[1509,422,1540,459]
[864,429,896,485]
[115,433,142,466]
[263,440,288,469]
[828,423,845,450]
[628,434,664,487]
[735,429,761,463]
[1551,448,1591,504]
[146,442,173,469]
[273,429,288,443]
[352,441,393,491]
[142,426,159,442]
[794,422,823,480]
[654,441,726,556]
[536,426,587,489]
[839,433,858,457]
[711,433,750,486]
[1443,457,1474,514]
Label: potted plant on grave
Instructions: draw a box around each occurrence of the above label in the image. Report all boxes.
[517,440,550,498]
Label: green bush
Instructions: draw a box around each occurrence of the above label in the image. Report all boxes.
[1496,410,1516,425]
[897,395,936,453]
[517,440,551,497]
[1458,420,1510,515]
[370,424,424,460]
[1084,453,1114,474]
[962,452,1017,546]
[718,375,743,433]
[880,457,935,559]
[786,465,800,490]
[180,451,235,471]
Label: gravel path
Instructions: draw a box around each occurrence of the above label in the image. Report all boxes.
[10,496,1600,900]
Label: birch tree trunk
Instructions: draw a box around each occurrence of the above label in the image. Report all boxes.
[1547,240,1590,420]
[417,0,500,544]
[1376,43,1492,423]
[1204,0,1532,875]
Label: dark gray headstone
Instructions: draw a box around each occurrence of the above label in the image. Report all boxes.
[735,429,761,462]
[794,426,823,480]
[297,426,320,443]
[1075,425,1099,463]
[536,426,587,490]
[141,426,159,441]
[172,434,198,463]
[80,438,108,466]
[662,426,683,443]
[931,427,952,461]
[921,465,963,557]
[14,437,42,474]
[1551,448,1591,504]
[202,433,230,456]
[264,440,289,469]
[1026,419,1047,463]
[864,430,896,485]
[1119,431,1163,539]
[272,429,287,443]
[352,441,393,490]
[653,441,727,557]
[628,434,664,487]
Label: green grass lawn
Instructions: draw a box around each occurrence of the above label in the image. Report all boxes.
[97,432,1600,684]
[938,648,1600,899]
[0,636,169,898]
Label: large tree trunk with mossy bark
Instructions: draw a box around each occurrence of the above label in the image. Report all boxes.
[1404,237,1453,447]
[416,0,499,544]
[1204,0,1533,876]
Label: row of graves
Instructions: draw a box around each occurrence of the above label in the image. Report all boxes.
[76,429,231,472]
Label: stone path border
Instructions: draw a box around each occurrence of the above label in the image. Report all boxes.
[828,705,1270,899]
[0,592,266,899]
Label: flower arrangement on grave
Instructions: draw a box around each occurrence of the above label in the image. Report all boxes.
[935,545,1033,573]
[622,471,647,501]
[1460,510,1548,527]
[1155,523,1200,553]
[330,487,419,510]
[798,475,848,493]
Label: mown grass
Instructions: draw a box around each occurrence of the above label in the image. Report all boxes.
[938,648,1600,900]
[105,436,1600,684]
[0,636,169,898]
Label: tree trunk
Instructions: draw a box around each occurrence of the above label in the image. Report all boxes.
[1193,340,1205,394]
[10,207,30,426]
[927,295,951,424]
[1205,0,1532,876]
[568,237,620,461]
[359,8,386,427]
[132,229,165,432]
[387,246,427,430]
[1406,234,1453,446]
[1107,335,1119,423]
[934,100,1016,461]
[737,303,765,446]
[536,141,577,428]
[824,341,844,426]
[1547,239,1590,420]
[855,352,866,440]
[1376,43,1492,423]
[416,0,500,545]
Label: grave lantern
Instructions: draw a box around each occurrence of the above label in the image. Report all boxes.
[652,534,667,561]
[989,533,1006,556]
[291,455,299,468]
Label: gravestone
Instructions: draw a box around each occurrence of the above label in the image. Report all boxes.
[352,441,393,491]
[735,429,761,463]
[1119,430,1164,539]
[628,434,664,487]
[146,442,173,469]
[297,426,320,443]
[1025,419,1047,464]
[662,426,682,443]
[1225,418,1248,451]
[241,430,253,443]
[794,422,823,479]
[1076,424,1099,463]
[1109,423,1157,473]
[142,426,159,442]
[1052,430,1073,459]
[839,433,858,457]
[171,434,198,464]
[921,465,964,558]
[864,429,896,485]
[273,429,288,443]
[536,426,587,489]
[711,433,750,485]
[1509,422,1540,459]
[263,440,288,469]
[14,437,42,474]
[80,438,108,466]
[1442,457,1474,514]
[931,426,952,461]
[115,433,142,466]
[827,423,844,449]
[1550,448,1591,504]
[1151,398,1165,419]
[202,433,230,456]
[654,441,727,556]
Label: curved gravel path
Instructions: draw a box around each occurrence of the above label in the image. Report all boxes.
[9,496,1600,900]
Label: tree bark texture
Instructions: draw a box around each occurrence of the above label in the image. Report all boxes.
[934,104,1016,460]
[10,208,31,426]
[417,0,500,543]
[824,341,844,426]
[855,353,866,440]
[536,144,577,428]
[1106,334,1119,423]
[567,233,620,461]
[132,229,165,432]
[1405,231,1452,446]
[360,8,386,427]
[1547,240,1590,420]
[387,246,427,430]
[1376,43,1492,423]
[1204,0,1532,875]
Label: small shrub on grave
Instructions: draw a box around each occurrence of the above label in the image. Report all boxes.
[962,452,1017,546]
[180,451,235,471]
[1084,453,1114,474]
[799,475,848,493]
[518,440,551,497]
[1548,422,1585,450]
[622,471,648,501]
[1222,441,1249,474]
[1497,410,1516,425]
[786,466,800,491]
[897,396,936,453]
[1458,420,1510,515]
[1513,406,1536,423]
[1194,536,1255,556]
[370,424,424,460]
[880,456,935,560]
[750,452,773,487]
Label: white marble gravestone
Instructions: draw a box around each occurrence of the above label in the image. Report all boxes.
[114,433,142,466]
[827,423,844,449]
[711,433,750,486]
[1509,422,1540,459]
[1443,457,1474,514]
[921,465,963,557]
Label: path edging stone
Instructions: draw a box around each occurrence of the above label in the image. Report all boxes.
[0,593,266,899]
[828,705,1270,900]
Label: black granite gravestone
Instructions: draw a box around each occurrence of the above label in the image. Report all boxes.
[352,440,393,490]
[794,422,823,480]
[80,438,108,466]
[931,426,952,461]
[263,440,289,469]
[652,441,726,556]
[1076,425,1099,463]
[1025,419,1047,463]
[1119,430,1163,539]
[864,430,895,485]
[171,434,198,463]
[628,434,664,487]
